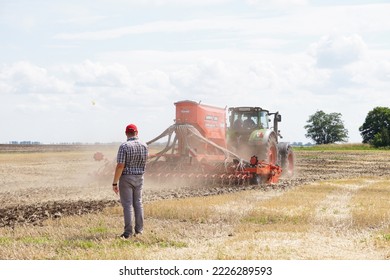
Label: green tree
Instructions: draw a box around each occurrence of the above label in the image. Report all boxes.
[304,110,349,144]
[359,107,390,147]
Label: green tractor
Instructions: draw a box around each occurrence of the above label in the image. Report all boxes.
[227,106,294,178]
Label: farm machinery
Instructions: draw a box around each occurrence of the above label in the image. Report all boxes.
[144,100,294,186]
[93,100,294,186]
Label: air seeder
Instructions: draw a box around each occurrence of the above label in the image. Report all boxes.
[145,100,294,186]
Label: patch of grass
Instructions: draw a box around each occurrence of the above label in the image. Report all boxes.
[20,236,51,245]
[0,237,12,245]
[87,224,109,234]
[245,213,305,225]
[1,176,390,260]
[111,234,188,250]
[373,225,390,250]
[331,178,367,185]
[155,239,187,248]
[351,179,390,229]
[62,239,97,250]
[145,193,243,223]
[146,199,213,222]
[242,182,337,232]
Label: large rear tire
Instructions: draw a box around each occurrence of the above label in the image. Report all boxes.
[259,135,278,164]
[278,143,294,177]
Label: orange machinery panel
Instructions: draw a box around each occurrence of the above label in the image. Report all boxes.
[175,100,227,148]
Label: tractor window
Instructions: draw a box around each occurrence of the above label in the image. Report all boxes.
[259,111,269,129]
[242,113,257,129]
[231,112,242,129]
[230,110,260,130]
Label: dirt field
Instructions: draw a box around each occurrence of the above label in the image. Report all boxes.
[0,144,389,259]
[1,144,389,208]
[0,144,389,218]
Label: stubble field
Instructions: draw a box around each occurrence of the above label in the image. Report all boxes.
[0,144,389,260]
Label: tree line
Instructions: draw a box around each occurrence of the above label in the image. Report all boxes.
[304,107,390,148]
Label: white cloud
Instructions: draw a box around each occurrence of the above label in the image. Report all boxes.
[345,58,390,89]
[53,18,239,40]
[57,15,111,25]
[155,0,231,6]
[62,60,133,88]
[133,69,178,104]
[1,38,388,143]
[310,34,367,68]
[246,0,308,9]
[0,61,70,95]
[1,1,390,144]
[170,58,256,106]
[108,0,232,7]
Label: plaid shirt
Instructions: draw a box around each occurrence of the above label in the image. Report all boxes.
[117,137,148,175]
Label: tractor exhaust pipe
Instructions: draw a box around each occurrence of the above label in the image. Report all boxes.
[270,112,282,141]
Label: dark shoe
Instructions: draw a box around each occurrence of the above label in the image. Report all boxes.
[120,232,131,239]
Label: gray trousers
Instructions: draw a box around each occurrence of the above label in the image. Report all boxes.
[119,174,144,235]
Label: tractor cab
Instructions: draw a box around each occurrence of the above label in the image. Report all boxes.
[227,107,284,163]
[228,107,270,132]
[228,106,282,140]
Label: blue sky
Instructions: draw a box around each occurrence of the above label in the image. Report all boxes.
[1,0,390,144]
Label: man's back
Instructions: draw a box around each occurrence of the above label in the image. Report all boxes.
[117,138,148,175]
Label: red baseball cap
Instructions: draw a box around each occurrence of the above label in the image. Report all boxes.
[125,124,138,133]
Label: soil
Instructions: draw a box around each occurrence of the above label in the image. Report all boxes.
[1,144,390,228]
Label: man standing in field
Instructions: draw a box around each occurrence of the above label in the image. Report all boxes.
[112,124,148,239]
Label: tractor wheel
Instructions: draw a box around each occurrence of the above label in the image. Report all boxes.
[279,143,294,177]
[259,135,278,164]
